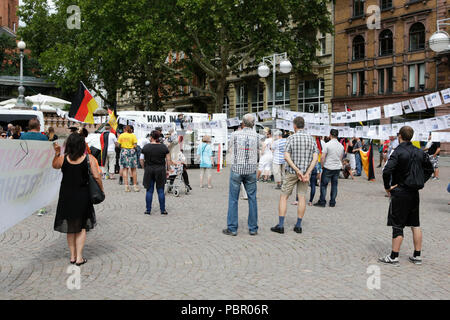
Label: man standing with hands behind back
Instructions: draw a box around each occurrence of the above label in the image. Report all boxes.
[271,116,318,234]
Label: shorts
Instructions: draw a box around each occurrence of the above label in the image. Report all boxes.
[430,155,439,169]
[387,187,420,228]
[200,167,212,178]
[120,148,138,168]
[281,172,308,197]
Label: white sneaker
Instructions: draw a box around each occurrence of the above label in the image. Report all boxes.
[378,254,399,266]
[409,256,422,265]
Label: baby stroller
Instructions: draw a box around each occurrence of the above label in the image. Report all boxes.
[165,164,190,197]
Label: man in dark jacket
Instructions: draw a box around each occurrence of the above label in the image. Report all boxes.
[379,126,433,266]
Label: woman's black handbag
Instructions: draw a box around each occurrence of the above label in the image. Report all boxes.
[86,155,105,204]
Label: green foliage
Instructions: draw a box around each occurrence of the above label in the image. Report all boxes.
[0,33,41,77]
[17,0,333,111]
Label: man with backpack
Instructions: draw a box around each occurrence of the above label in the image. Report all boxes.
[379,126,434,266]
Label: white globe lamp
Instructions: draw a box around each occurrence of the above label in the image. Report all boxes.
[279,59,292,74]
[429,31,450,53]
[17,40,26,50]
[257,63,270,78]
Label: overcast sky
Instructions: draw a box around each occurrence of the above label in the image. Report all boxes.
[18,0,56,26]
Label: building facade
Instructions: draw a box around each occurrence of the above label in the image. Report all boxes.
[0,0,18,32]
[223,2,335,122]
[333,0,449,153]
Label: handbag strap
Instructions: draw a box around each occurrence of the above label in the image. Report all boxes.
[85,154,93,177]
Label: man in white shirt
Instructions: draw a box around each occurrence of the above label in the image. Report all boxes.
[100,124,118,179]
[314,129,344,208]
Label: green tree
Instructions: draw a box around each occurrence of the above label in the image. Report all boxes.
[18,0,179,110]
[166,0,334,112]
[0,33,41,77]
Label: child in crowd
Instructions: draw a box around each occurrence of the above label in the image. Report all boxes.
[340,158,354,180]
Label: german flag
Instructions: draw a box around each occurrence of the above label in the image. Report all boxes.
[360,141,376,181]
[107,107,118,135]
[69,82,99,124]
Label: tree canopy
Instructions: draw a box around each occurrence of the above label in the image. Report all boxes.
[17,0,333,112]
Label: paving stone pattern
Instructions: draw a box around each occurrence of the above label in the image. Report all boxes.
[0,164,449,300]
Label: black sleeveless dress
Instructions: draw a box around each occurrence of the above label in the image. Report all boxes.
[54,156,96,233]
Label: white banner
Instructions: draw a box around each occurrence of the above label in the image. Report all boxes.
[0,140,62,234]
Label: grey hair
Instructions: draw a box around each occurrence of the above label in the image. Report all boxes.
[242,113,255,128]
[274,130,282,137]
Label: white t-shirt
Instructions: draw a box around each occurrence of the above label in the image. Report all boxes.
[107,133,117,153]
[322,139,344,170]
[138,137,150,149]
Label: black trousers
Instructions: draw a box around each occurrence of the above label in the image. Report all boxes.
[169,164,190,186]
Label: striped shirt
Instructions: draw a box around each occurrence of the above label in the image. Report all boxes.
[285,130,318,174]
[272,138,286,165]
[229,128,260,175]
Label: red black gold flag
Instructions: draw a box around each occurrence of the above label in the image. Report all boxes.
[69,82,99,124]
[107,108,118,135]
[360,141,376,181]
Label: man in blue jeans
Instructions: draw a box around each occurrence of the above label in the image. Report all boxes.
[223,114,260,236]
[314,129,344,208]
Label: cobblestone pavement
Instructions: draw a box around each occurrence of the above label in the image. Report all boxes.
[0,162,449,300]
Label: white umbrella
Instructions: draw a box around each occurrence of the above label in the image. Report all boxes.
[0,98,17,106]
[25,94,71,108]
[0,103,16,109]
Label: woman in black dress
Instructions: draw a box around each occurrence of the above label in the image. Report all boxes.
[52,133,103,266]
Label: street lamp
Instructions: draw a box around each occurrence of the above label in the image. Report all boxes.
[16,40,27,108]
[257,52,292,112]
[145,80,150,110]
[429,18,450,53]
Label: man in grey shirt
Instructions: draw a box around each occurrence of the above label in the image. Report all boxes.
[314,129,344,208]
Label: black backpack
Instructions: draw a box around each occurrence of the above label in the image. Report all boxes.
[403,147,425,190]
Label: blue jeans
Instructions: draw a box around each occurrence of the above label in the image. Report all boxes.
[355,152,362,175]
[227,171,258,233]
[309,167,318,203]
[146,179,165,212]
[318,168,340,206]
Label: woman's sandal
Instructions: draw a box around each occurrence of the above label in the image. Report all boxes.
[70,260,76,264]
[75,258,87,266]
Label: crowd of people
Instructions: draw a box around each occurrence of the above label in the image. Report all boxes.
[1,115,447,268]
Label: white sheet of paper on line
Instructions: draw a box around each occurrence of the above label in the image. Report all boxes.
[401,100,413,114]
[410,97,427,112]
[330,113,337,124]
[272,108,277,119]
[258,110,271,120]
[355,109,367,122]
[423,118,435,132]
[440,88,450,104]
[424,92,442,109]
[391,123,403,136]
[366,107,381,121]
[435,116,447,130]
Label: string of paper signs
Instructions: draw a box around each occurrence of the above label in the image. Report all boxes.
[55,88,450,142]
[227,88,450,142]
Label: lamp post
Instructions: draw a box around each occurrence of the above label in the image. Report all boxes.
[16,40,27,108]
[257,52,292,112]
[145,80,150,110]
[429,18,450,53]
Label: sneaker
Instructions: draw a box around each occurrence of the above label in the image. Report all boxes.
[161,211,168,215]
[124,185,131,192]
[313,202,326,208]
[270,225,284,234]
[378,254,399,266]
[144,211,151,215]
[223,228,237,236]
[249,230,258,236]
[409,256,422,265]
[133,185,140,192]
[274,185,281,190]
[293,226,302,233]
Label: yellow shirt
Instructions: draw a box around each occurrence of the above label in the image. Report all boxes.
[118,133,137,149]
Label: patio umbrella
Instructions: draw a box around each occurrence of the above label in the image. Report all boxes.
[25,94,71,108]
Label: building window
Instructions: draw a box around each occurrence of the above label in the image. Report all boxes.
[379,29,393,56]
[380,0,393,10]
[319,33,326,55]
[268,78,290,111]
[353,0,364,17]
[352,72,365,96]
[409,23,425,51]
[352,35,365,61]
[298,79,325,113]
[251,81,264,114]
[408,63,425,92]
[235,84,248,120]
[223,95,229,117]
[378,67,393,94]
